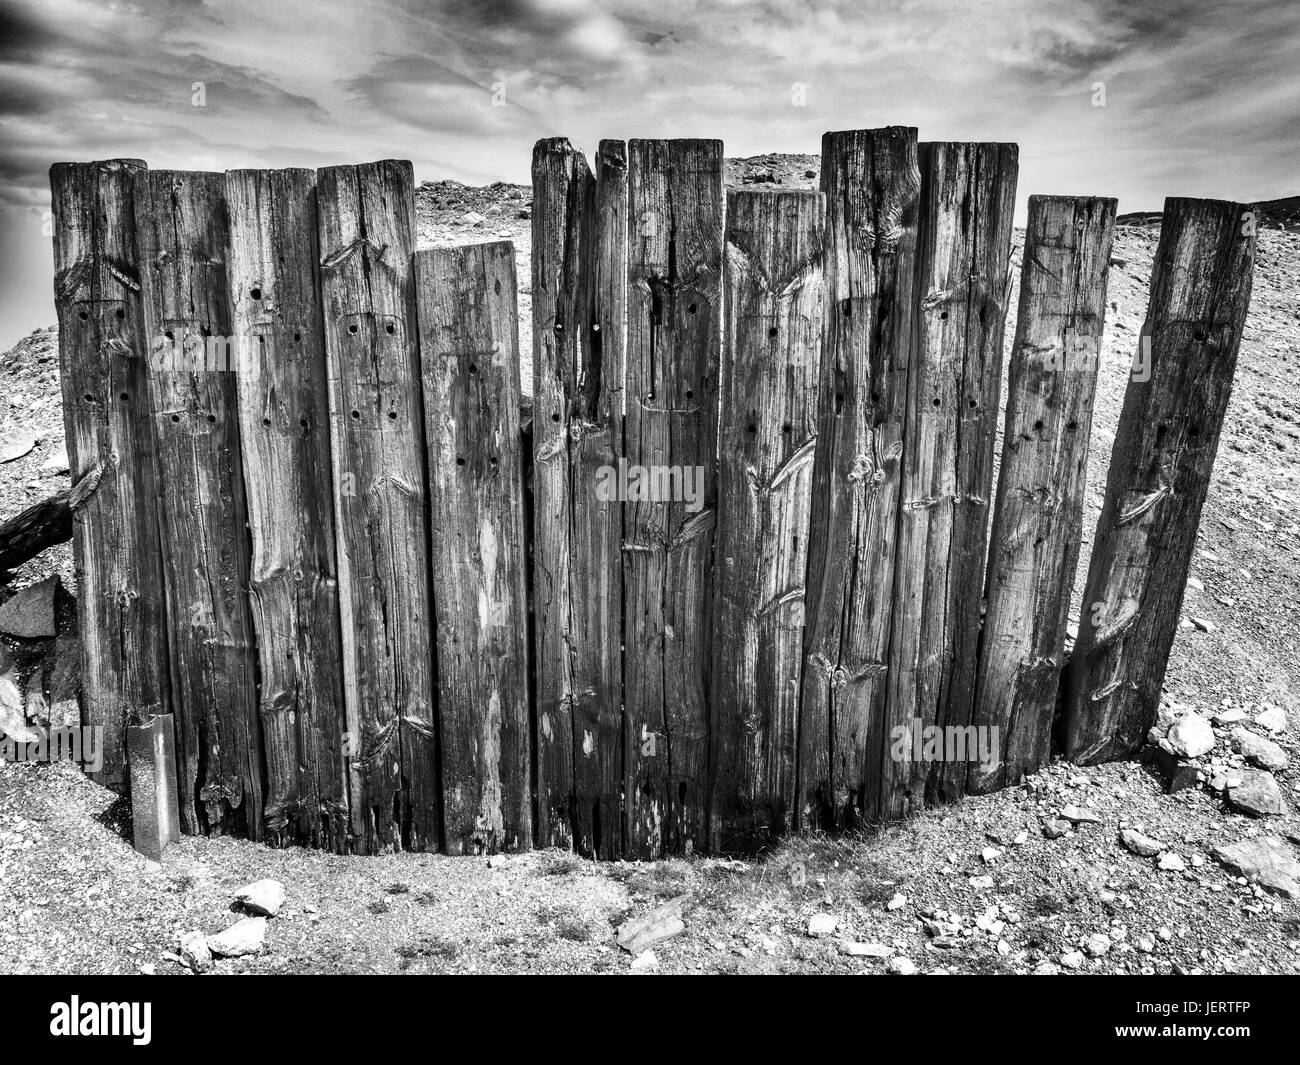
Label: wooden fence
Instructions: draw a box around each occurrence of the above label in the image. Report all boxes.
[47,129,1257,856]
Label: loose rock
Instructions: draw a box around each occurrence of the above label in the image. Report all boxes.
[617,896,687,954]
[1165,714,1215,758]
[1212,837,1300,899]
[235,879,286,917]
[1234,729,1288,771]
[1227,771,1288,817]
[206,916,267,958]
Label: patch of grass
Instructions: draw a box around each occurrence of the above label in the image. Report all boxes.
[367,899,391,915]
[555,918,591,942]
[1029,892,1065,918]
[414,890,438,906]
[540,852,587,877]
[396,936,461,968]
[384,882,410,895]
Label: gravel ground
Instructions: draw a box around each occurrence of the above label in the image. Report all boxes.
[1,156,1297,975]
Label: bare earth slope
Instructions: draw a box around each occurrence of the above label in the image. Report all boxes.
[0,159,1296,975]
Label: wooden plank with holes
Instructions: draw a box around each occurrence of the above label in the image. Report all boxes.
[569,140,628,858]
[133,169,263,835]
[799,127,919,832]
[623,139,724,858]
[316,160,438,853]
[49,159,171,790]
[710,189,824,854]
[970,195,1116,792]
[226,167,348,849]
[530,137,591,849]
[1063,198,1256,763]
[882,141,1017,818]
[417,241,531,854]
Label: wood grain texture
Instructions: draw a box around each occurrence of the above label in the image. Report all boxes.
[569,140,627,858]
[417,242,532,854]
[317,160,438,853]
[1064,197,1256,763]
[530,138,590,849]
[800,129,919,831]
[882,142,1017,817]
[624,139,723,858]
[970,195,1115,792]
[133,169,263,835]
[49,159,171,790]
[226,168,348,849]
[710,190,824,854]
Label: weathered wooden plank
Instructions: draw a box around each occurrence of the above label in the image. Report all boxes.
[132,169,263,836]
[710,190,824,854]
[530,137,591,849]
[316,160,438,853]
[970,195,1116,792]
[1064,198,1256,763]
[49,159,171,790]
[416,241,532,854]
[226,168,348,849]
[800,128,919,831]
[882,141,1017,817]
[569,140,627,858]
[624,139,723,858]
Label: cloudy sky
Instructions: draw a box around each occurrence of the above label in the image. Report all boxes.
[1,0,1297,348]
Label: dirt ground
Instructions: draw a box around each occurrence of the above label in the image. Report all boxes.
[1,155,1297,975]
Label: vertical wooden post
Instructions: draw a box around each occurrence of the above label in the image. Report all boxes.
[970,196,1115,792]
[569,140,628,858]
[316,160,438,853]
[417,241,532,854]
[126,713,182,860]
[710,190,824,854]
[624,139,724,858]
[530,138,591,849]
[49,159,171,790]
[882,141,1017,817]
[1064,198,1256,763]
[226,168,348,849]
[133,170,263,836]
[800,129,919,831]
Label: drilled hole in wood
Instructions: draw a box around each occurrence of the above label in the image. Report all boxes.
[932,398,941,407]
[299,418,309,429]
[170,414,180,423]
[348,323,359,334]
[455,456,466,466]
[78,310,89,321]
[469,363,477,375]
[940,311,948,320]
[782,422,792,433]
[387,411,397,420]
[206,414,216,423]
[685,389,694,399]
[385,323,395,335]
[119,392,129,401]
[351,409,360,420]
[688,303,697,314]
[551,412,560,422]
[1033,419,1044,431]
[115,308,124,320]
[83,393,94,402]
[294,332,301,342]
[768,327,778,338]
[262,417,271,426]
[250,287,262,300]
